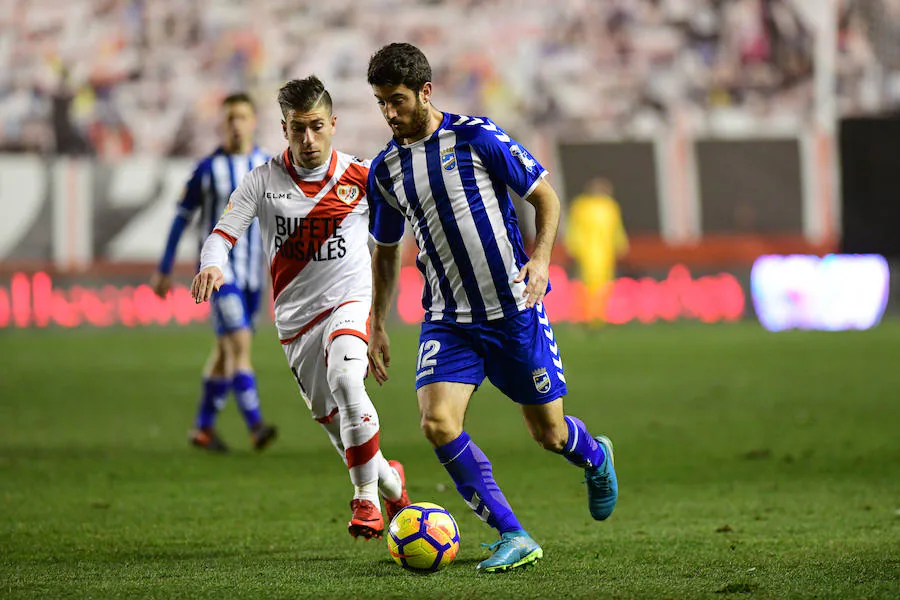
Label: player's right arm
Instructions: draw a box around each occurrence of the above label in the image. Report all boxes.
[152,164,204,298]
[369,243,401,384]
[191,169,262,303]
[366,165,405,385]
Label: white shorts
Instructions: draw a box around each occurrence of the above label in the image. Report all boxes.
[281,300,370,422]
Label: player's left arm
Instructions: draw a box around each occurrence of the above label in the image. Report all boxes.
[514,178,560,308]
[473,120,555,308]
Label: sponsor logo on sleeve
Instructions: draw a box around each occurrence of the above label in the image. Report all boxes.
[510,145,536,173]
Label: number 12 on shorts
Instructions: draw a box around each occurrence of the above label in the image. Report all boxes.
[416,340,441,380]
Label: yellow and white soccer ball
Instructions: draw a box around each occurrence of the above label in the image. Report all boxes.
[387,502,460,572]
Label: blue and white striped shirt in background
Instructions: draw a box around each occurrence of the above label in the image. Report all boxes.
[368,113,548,323]
[166,146,269,291]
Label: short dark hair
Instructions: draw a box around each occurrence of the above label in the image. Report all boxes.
[367,43,432,91]
[277,76,333,117]
[222,92,255,112]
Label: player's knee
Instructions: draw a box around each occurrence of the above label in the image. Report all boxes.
[218,335,237,358]
[325,366,346,395]
[233,341,252,363]
[419,412,461,447]
[230,331,252,354]
[208,342,230,374]
[532,427,567,453]
[210,348,226,369]
[326,363,363,397]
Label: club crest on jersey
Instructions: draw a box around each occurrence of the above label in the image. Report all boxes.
[532,368,551,394]
[440,148,457,171]
[336,184,359,204]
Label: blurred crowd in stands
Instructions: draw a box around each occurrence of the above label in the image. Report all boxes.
[2,0,899,159]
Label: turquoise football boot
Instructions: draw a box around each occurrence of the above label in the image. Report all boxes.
[476,530,543,573]
[585,435,618,520]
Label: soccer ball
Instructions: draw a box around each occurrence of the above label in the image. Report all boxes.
[387,502,460,572]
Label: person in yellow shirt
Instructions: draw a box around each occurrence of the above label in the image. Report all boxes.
[564,177,629,324]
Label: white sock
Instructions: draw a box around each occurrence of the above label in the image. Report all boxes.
[318,412,346,461]
[328,336,381,488]
[354,479,380,504]
[375,452,402,501]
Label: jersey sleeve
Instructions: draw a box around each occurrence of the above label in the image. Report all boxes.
[157,163,205,273]
[176,162,205,218]
[199,232,232,271]
[210,166,261,245]
[367,164,405,246]
[157,214,189,274]
[470,119,547,199]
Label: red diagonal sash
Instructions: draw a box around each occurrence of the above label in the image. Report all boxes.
[269,154,367,300]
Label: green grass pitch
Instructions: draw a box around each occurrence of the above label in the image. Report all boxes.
[1,321,899,599]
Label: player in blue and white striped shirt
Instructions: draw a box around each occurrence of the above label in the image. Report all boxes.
[151,93,277,453]
[365,43,618,572]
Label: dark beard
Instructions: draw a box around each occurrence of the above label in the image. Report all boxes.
[396,101,430,142]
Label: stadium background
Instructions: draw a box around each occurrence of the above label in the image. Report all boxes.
[2,2,900,599]
[2,0,900,327]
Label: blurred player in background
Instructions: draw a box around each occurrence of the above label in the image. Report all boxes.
[191,76,409,540]
[565,177,629,325]
[365,43,618,573]
[151,93,278,453]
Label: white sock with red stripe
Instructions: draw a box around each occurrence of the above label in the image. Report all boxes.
[316,396,402,501]
[328,335,382,503]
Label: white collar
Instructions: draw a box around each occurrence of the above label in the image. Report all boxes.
[293,153,332,181]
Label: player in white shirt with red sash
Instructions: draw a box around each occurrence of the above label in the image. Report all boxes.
[191,76,409,540]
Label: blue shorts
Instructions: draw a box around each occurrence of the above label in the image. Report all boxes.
[210,283,261,336]
[415,303,567,404]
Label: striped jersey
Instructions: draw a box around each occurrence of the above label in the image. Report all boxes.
[368,112,548,323]
[209,149,371,341]
[178,146,269,291]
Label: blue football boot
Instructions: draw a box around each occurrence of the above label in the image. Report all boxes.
[476,530,543,573]
[585,435,618,520]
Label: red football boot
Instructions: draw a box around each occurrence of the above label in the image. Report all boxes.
[250,422,278,451]
[348,499,384,540]
[383,460,411,524]
[189,427,229,453]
